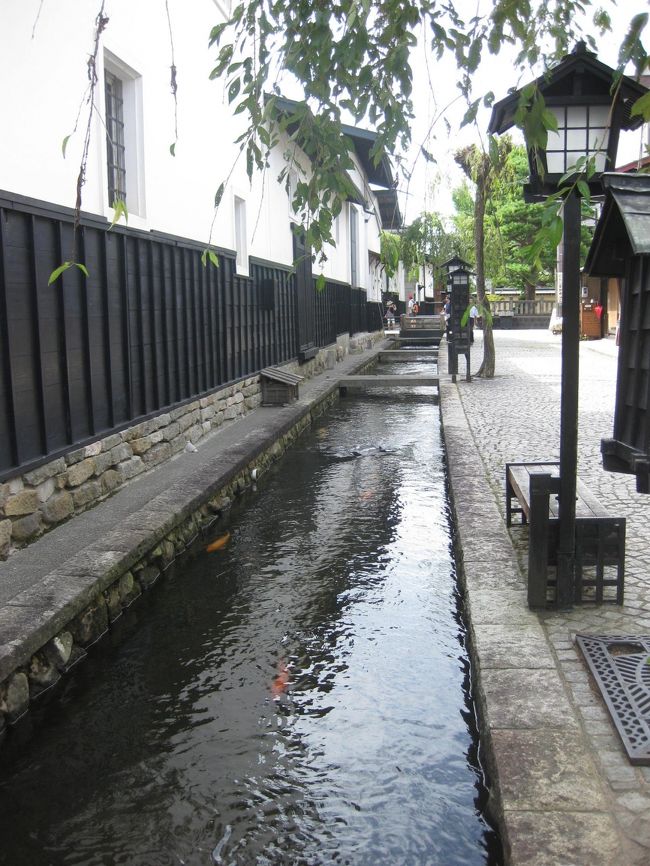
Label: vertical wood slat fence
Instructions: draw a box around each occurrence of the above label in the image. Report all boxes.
[0,193,378,480]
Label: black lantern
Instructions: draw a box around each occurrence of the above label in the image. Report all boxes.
[488,44,646,608]
[489,42,647,197]
[446,266,472,383]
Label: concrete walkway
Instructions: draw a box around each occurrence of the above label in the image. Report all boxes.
[440,329,650,866]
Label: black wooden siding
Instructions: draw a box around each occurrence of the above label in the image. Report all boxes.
[0,193,380,479]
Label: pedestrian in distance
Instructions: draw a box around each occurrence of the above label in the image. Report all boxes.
[443,294,451,336]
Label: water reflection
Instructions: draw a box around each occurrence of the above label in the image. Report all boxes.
[0,394,501,866]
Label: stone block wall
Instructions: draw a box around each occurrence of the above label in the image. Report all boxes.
[0,377,263,560]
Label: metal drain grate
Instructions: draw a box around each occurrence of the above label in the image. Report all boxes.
[576,634,650,765]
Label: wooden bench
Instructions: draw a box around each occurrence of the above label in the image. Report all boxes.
[505,461,625,607]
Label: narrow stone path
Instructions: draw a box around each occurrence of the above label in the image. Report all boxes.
[440,329,650,865]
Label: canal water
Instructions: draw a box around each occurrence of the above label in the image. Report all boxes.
[0,369,501,865]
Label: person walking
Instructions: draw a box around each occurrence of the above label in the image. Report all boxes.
[443,295,451,336]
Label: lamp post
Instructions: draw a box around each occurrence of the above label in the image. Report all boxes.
[446,266,472,383]
[488,42,645,607]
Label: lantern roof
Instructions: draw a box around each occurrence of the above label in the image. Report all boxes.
[439,256,473,272]
[488,42,648,137]
[584,173,650,277]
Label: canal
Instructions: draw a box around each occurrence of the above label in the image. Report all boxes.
[0,373,502,865]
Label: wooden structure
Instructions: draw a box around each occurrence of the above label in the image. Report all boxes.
[585,173,650,492]
[506,462,625,607]
[260,368,303,405]
[399,314,445,343]
[339,375,439,390]
[377,349,438,362]
[580,301,603,339]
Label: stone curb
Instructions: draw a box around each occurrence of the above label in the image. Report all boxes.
[438,342,636,866]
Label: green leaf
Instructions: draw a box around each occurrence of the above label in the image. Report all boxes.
[208,23,227,47]
[461,98,480,128]
[48,261,88,285]
[214,183,225,208]
[61,134,72,158]
[577,180,591,201]
[228,78,241,103]
[48,262,73,285]
[201,248,220,268]
[315,273,326,293]
[109,198,129,228]
[631,91,650,121]
[548,215,563,248]
[170,142,176,157]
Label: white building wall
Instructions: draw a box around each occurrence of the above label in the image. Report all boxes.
[1,0,385,285]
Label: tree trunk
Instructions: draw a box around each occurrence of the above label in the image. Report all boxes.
[473,158,495,379]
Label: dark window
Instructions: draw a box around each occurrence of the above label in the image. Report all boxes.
[105,71,127,206]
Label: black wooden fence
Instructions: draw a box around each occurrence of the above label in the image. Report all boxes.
[0,192,379,479]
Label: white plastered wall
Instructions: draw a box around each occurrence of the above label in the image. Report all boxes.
[0,0,387,283]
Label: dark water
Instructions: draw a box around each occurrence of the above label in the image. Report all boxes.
[0,381,501,866]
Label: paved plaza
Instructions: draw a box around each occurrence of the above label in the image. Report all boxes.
[440,329,650,865]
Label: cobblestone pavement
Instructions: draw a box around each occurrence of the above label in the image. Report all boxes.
[441,329,650,864]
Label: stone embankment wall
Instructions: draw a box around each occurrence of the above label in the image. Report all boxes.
[0,334,371,561]
[0,332,381,739]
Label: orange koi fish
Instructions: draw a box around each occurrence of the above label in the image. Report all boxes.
[206,531,231,553]
[271,660,290,700]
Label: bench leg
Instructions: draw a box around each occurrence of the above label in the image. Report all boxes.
[528,476,551,608]
[574,518,625,605]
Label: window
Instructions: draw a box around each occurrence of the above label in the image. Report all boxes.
[105,71,126,206]
[234,195,248,274]
[103,52,145,217]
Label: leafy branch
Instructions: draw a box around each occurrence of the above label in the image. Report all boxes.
[48,1,109,285]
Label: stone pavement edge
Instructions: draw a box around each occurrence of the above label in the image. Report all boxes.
[440,329,650,866]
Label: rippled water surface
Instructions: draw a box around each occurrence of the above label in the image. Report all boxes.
[0,380,501,865]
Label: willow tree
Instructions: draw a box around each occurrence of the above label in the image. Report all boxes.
[209,4,649,261]
[454,139,512,379]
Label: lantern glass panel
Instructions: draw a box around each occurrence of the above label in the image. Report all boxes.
[589,105,610,126]
[546,148,566,174]
[588,127,608,150]
[566,105,587,127]
[544,102,611,176]
[566,128,587,150]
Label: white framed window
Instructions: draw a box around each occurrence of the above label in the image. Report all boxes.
[234,195,248,275]
[103,50,145,217]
